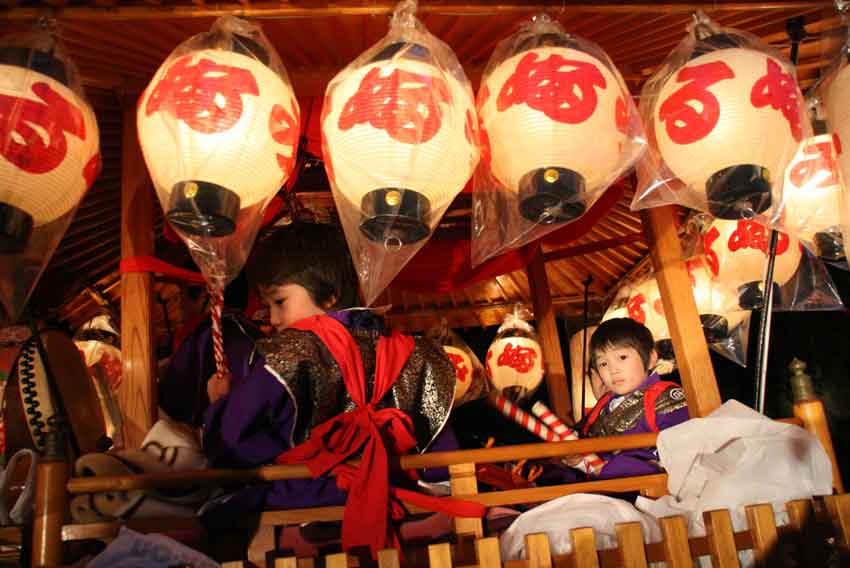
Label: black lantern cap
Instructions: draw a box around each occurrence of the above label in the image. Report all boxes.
[371,42,431,63]
[515,32,580,54]
[700,313,730,343]
[167,180,241,238]
[0,202,34,254]
[815,230,845,260]
[359,188,431,245]
[706,164,772,219]
[655,338,675,362]
[737,280,781,310]
[518,166,587,224]
[0,47,68,86]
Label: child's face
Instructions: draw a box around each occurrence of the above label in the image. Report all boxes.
[593,344,656,396]
[259,283,325,332]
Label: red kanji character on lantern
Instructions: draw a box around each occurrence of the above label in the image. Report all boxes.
[145,56,260,134]
[627,292,647,324]
[497,52,606,125]
[338,68,450,144]
[658,61,735,145]
[751,58,803,142]
[497,342,538,374]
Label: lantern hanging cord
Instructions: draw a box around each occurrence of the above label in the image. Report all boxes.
[392,0,418,29]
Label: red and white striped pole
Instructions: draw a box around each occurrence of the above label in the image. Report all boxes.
[531,401,606,476]
[488,391,559,442]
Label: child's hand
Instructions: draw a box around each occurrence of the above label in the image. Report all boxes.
[207,372,231,403]
[561,454,584,468]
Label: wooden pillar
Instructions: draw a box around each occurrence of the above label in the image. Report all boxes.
[526,246,572,422]
[794,400,844,493]
[31,458,69,567]
[119,105,157,448]
[640,207,721,417]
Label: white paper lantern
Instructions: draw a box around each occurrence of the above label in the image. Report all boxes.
[0,58,99,252]
[685,256,745,340]
[479,45,631,223]
[485,336,544,401]
[322,45,477,244]
[783,131,845,258]
[443,345,473,402]
[702,218,802,309]
[138,48,299,237]
[654,47,802,219]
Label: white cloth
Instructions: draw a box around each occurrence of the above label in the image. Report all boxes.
[635,399,833,566]
[499,493,662,561]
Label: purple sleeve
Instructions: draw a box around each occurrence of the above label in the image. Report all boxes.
[655,405,690,431]
[419,423,459,483]
[202,359,295,467]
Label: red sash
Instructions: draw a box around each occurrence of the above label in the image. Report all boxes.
[275,315,484,555]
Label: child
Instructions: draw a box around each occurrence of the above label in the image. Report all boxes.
[193,222,466,555]
[575,317,689,479]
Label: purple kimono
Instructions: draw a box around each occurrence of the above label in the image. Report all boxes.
[159,311,459,524]
[537,373,689,485]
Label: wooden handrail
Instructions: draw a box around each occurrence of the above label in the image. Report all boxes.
[67,418,803,494]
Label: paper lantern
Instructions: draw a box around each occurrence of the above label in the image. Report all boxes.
[443,345,473,402]
[479,41,632,223]
[138,47,299,237]
[322,42,476,245]
[653,46,802,219]
[685,256,745,341]
[784,128,846,259]
[624,277,673,359]
[0,48,100,253]
[702,217,802,309]
[486,336,544,402]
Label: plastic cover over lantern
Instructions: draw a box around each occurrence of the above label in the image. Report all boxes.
[817,40,850,257]
[0,30,101,324]
[485,306,544,403]
[632,11,808,222]
[321,0,478,305]
[471,15,645,266]
[137,17,299,289]
[702,217,802,310]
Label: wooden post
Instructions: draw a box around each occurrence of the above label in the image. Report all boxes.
[31,429,70,568]
[119,105,157,448]
[794,400,844,493]
[526,246,573,422]
[449,463,483,538]
[640,207,721,417]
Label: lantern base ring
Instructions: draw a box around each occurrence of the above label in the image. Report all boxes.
[700,314,729,343]
[518,167,587,225]
[738,280,781,310]
[0,202,34,255]
[167,180,241,238]
[655,339,674,363]
[360,188,431,245]
[706,164,772,220]
[815,229,844,260]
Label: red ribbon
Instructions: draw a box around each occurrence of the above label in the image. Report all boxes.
[275,315,484,555]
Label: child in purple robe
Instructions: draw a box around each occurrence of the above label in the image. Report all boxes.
[572,317,689,479]
[161,223,461,541]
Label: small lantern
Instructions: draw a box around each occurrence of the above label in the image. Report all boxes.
[702,217,802,309]
[478,31,636,224]
[322,41,476,245]
[650,22,803,219]
[485,307,544,402]
[138,34,299,238]
[624,277,673,360]
[0,43,100,253]
[782,125,845,259]
[685,256,744,341]
[443,345,473,402]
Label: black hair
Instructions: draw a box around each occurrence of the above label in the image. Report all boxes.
[246,222,359,309]
[589,318,655,371]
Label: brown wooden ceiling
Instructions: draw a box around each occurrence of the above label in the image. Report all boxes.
[0,1,844,334]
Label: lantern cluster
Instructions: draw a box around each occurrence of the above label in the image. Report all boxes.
[0,31,100,323]
[634,14,807,222]
[471,15,645,267]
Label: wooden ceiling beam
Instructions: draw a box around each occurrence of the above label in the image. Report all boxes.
[0,2,833,22]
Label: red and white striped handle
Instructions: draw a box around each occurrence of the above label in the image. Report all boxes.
[531,401,606,476]
[489,392,559,442]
